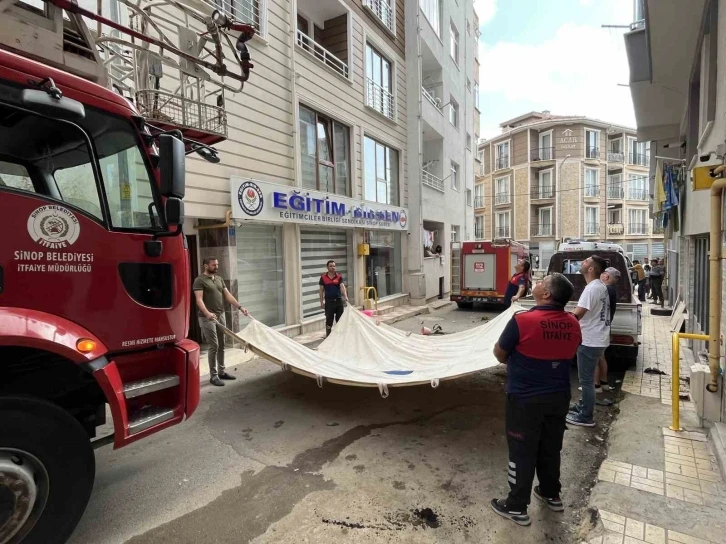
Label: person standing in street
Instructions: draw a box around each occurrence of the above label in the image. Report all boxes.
[567,255,610,428]
[594,267,620,393]
[193,257,248,387]
[319,260,349,337]
[504,259,531,307]
[491,273,581,526]
[649,258,665,306]
[643,258,652,297]
[631,260,646,301]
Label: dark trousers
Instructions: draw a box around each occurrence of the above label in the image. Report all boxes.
[324,298,344,336]
[650,277,663,303]
[637,279,646,301]
[505,391,570,509]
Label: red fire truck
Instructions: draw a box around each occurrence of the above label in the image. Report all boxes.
[450,240,530,307]
[0,0,253,541]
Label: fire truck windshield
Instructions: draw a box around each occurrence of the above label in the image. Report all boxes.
[0,85,162,231]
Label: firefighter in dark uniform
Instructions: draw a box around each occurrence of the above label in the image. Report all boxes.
[319,260,349,337]
[504,259,531,308]
[490,272,582,526]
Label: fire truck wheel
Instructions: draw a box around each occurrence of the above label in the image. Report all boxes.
[0,397,95,544]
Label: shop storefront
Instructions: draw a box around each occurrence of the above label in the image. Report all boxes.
[229,177,409,331]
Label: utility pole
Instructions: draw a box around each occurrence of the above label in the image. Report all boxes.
[556,154,571,243]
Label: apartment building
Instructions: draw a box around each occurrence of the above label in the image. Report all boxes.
[475,112,663,271]
[405,0,478,302]
[624,0,726,421]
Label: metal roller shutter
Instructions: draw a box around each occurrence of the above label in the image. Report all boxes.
[301,229,352,318]
[650,242,665,258]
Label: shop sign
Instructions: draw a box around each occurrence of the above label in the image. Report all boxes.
[558,128,578,150]
[230,177,409,231]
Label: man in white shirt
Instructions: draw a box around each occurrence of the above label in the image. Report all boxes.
[567,255,610,427]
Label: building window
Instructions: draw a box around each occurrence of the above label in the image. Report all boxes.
[474,184,484,207]
[466,133,472,150]
[420,0,442,35]
[495,211,510,238]
[495,176,510,204]
[299,105,350,195]
[537,169,553,198]
[629,139,650,166]
[473,82,480,111]
[537,131,553,160]
[236,224,285,327]
[628,208,647,234]
[495,141,509,169]
[585,206,599,234]
[535,207,553,236]
[628,174,648,200]
[363,0,394,33]
[364,136,399,205]
[301,229,352,318]
[475,215,484,239]
[466,189,472,206]
[450,21,459,64]
[450,161,459,190]
[607,173,623,199]
[365,43,394,120]
[215,0,262,31]
[365,231,402,298]
[585,129,599,159]
[449,97,459,128]
[451,224,460,243]
[584,168,599,197]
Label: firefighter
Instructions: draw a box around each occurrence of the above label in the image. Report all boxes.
[491,273,582,526]
[505,259,531,307]
[319,260,349,337]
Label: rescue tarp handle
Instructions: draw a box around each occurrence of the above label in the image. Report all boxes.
[316,375,324,388]
[378,383,389,398]
[431,378,440,389]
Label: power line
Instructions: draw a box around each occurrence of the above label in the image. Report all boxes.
[473,175,650,200]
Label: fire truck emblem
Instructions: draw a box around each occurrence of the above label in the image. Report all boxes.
[27,205,81,249]
[237,181,264,216]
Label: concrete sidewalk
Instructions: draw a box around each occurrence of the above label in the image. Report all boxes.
[583,303,726,544]
[198,299,455,381]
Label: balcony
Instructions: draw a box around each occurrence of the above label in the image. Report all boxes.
[531,223,554,237]
[366,78,395,120]
[627,189,648,201]
[422,86,443,112]
[607,185,624,199]
[585,223,600,235]
[607,152,625,163]
[495,192,510,205]
[422,169,444,192]
[607,223,624,235]
[495,226,511,238]
[364,0,394,33]
[530,147,555,161]
[586,146,600,160]
[495,155,510,170]
[474,195,485,209]
[628,152,650,167]
[297,29,349,79]
[628,223,648,235]
[653,225,665,235]
[584,185,600,198]
[475,226,484,239]
[532,185,554,200]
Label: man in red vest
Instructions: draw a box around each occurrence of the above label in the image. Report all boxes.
[319,260,349,337]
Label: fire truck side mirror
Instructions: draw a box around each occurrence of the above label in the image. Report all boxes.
[165,197,184,227]
[159,134,186,199]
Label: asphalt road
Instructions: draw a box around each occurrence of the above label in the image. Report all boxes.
[68,304,620,544]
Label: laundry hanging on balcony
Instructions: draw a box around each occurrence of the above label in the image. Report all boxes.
[224,305,516,393]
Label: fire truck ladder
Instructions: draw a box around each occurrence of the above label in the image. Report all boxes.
[0,0,255,142]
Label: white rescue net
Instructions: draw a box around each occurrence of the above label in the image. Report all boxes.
[226,305,517,393]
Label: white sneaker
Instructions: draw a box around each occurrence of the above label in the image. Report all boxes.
[578,386,604,394]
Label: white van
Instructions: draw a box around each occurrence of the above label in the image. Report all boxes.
[558,240,626,255]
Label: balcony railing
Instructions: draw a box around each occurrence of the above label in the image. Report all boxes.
[421,86,443,113]
[532,185,554,199]
[584,185,600,197]
[422,169,444,192]
[296,29,349,78]
[653,225,665,235]
[364,0,394,32]
[585,223,600,235]
[495,155,510,170]
[531,147,554,161]
[495,226,511,238]
[495,192,510,205]
[366,78,394,120]
[474,195,485,208]
[531,223,553,237]
[627,189,648,201]
[607,152,624,163]
[475,227,484,239]
[628,223,648,235]
[607,223,624,235]
[607,185,624,199]
[586,146,600,159]
[628,152,650,166]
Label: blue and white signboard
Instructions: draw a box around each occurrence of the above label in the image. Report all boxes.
[230,177,409,231]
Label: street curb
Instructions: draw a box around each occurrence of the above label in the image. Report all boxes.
[708,422,726,479]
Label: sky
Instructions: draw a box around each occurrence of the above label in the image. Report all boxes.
[474,0,636,140]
